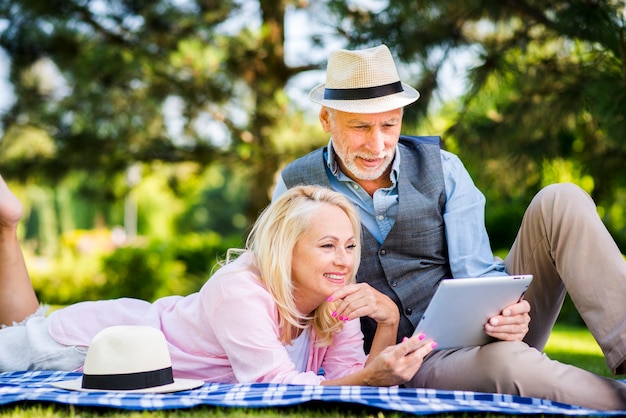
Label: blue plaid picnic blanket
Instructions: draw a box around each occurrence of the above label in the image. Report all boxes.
[0,370,624,415]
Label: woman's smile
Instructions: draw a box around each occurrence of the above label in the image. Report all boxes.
[323,272,346,284]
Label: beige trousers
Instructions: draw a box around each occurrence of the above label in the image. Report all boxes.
[409,183,626,410]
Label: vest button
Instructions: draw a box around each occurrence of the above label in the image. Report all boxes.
[405,308,413,315]
[380,249,386,256]
[391,281,397,287]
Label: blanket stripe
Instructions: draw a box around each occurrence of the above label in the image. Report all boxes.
[0,371,624,415]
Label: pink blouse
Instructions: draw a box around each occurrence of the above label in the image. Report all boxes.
[48,252,367,384]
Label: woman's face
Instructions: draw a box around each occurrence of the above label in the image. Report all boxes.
[291,203,356,315]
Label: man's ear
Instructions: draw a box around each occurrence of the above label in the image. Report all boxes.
[319,107,332,133]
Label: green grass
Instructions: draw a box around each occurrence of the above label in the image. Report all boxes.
[0,324,619,417]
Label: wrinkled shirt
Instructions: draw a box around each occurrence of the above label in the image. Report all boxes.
[48,252,366,384]
[274,140,507,279]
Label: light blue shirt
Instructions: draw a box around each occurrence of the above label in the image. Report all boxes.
[273,139,507,279]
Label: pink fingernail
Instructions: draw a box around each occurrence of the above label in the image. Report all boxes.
[338,316,344,321]
[343,316,349,321]
[431,342,438,349]
[332,311,337,317]
[418,333,425,341]
[327,296,333,302]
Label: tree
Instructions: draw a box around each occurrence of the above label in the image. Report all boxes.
[4,0,625,248]
[322,0,626,248]
[0,0,327,229]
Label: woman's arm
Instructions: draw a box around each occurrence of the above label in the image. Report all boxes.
[325,283,435,386]
[204,267,324,384]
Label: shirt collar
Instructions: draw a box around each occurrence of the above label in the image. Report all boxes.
[326,138,401,185]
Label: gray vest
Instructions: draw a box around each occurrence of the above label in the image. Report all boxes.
[282,136,450,353]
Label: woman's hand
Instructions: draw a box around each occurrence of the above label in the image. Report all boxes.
[321,333,436,387]
[362,334,436,386]
[328,283,399,327]
[328,283,401,363]
[484,299,531,341]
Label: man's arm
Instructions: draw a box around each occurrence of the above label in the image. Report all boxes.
[440,150,507,278]
[438,153,531,340]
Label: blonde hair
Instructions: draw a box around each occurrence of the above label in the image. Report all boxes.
[246,185,361,346]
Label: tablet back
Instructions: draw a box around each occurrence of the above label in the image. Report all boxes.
[413,274,533,350]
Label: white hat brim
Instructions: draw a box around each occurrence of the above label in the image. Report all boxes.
[51,376,204,393]
[309,82,420,114]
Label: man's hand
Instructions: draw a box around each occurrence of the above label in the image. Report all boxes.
[484,299,531,341]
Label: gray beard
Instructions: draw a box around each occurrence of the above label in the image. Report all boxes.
[336,150,391,182]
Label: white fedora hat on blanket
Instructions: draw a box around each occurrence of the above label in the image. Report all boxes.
[52,325,203,393]
[308,44,420,113]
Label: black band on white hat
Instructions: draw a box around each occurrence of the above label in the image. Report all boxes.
[323,81,403,100]
[82,366,175,390]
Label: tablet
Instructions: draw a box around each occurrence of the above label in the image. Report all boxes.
[412,274,533,350]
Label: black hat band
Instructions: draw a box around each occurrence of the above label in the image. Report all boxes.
[323,81,403,100]
[82,366,175,390]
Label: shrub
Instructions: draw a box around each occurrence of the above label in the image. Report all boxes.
[30,232,242,304]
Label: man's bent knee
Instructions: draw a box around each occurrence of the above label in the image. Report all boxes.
[474,341,546,393]
[533,182,592,209]
[528,182,596,224]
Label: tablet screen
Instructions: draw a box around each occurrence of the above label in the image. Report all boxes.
[413,274,533,349]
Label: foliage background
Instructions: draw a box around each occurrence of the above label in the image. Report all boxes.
[0,1,624,323]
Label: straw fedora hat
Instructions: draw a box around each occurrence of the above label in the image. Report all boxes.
[52,325,204,393]
[309,44,420,113]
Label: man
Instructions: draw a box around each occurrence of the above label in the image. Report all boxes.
[273,44,626,410]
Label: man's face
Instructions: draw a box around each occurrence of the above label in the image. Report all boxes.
[320,107,403,182]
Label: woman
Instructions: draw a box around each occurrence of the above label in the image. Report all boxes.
[0,175,434,385]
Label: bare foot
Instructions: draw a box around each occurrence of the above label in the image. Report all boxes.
[0,174,23,230]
